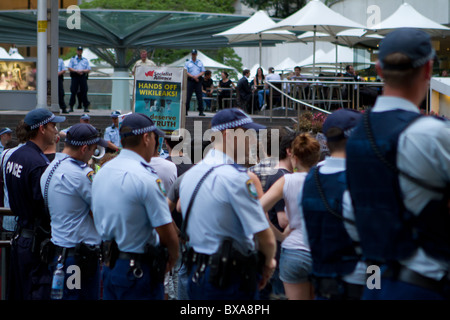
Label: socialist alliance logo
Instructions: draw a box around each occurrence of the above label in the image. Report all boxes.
[145,70,155,77]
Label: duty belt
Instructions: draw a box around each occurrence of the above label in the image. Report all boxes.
[313,277,364,300]
[382,266,447,295]
[54,245,76,258]
[19,228,34,239]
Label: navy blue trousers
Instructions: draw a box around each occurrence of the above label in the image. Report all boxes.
[49,255,100,300]
[102,258,164,300]
[187,264,259,300]
[362,277,446,300]
[8,236,52,300]
[185,79,203,113]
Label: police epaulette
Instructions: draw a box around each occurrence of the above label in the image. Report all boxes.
[140,161,157,174]
[230,163,247,172]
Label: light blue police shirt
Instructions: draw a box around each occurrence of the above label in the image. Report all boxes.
[1,144,24,231]
[103,125,120,147]
[58,58,66,73]
[68,55,91,71]
[184,58,205,77]
[346,96,450,281]
[179,148,269,256]
[91,149,173,254]
[40,152,100,247]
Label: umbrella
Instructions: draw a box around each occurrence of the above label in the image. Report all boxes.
[265,0,365,76]
[214,10,297,67]
[297,29,383,48]
[168,50,235,72]
[367,2,450,37]
[297,29,382,73]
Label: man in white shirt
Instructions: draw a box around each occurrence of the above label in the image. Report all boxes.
[132,49,156,76]
[258,67,281,110]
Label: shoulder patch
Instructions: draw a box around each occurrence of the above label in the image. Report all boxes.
[246,179,258,200]
[86,170,95,182]
[156,178,166,196]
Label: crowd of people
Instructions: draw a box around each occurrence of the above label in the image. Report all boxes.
[0,28,448,302]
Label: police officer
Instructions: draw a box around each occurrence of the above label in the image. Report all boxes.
[346,28,450,300]
[68,46,91,113]
[5,108,65,300]
[0,127,12,154]
[58,57,68,114]
[1,121,28,233]
[40,123,107,300]
[300,109,365,300]
[92,113,179,300]
[103,110,121,153]
[184,49,206,117]
[179,108,276,300]
[58,113,90,140]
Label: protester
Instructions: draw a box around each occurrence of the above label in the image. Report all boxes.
[261,133,321,300]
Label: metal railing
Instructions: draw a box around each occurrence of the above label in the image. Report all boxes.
[263,78,386,122]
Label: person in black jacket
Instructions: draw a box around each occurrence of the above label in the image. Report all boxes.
[237,69,252,113]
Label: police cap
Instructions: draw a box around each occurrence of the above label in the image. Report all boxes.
[378,28,437,71]
[322,108,362,141]
[120,113,165,138]
[66,123,108,148]
[211,108,266,132]
[110,110,121,118]
[24,108,66,130]
[0,127,12,136]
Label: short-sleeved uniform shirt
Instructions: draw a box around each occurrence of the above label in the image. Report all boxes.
[103,125,120,147]
[184,59,205,77]
[40,153,101,248]
[92,149,173,254]
[179,149,269,256]
[68,55,91,72]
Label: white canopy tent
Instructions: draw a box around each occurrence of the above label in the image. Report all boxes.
[265,0,365,76]
[213,10,297,67]
[63,48,108,69]
[297,49,327,67]
[274,57,298,73]
[0,47,12,59]
[168,50,235,72]
[298,46,373,74]
[247,64,268,78]
[367,2,450,37]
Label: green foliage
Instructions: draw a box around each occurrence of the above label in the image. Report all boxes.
[241,0,307,18]
[79,0,243,72]
[80,0,235,14]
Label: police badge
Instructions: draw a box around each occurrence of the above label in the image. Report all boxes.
[156,178,166,196]
[246,179,258,199]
